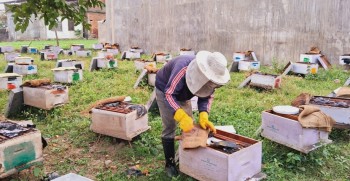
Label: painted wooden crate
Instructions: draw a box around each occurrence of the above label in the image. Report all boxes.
[4,53,20,62]
[15,57,33,65]
[70,44,84,52]
[0,46,14,53]
[76,50,92,57]
[261,110,331,153]
[40,51,58,60]
[97,51,114,59]
[90,108,150,141]
[52,67,83,83]
[292,62,318,75]
[0,123,43,179]
[23,85,69,110]
[309,96,350,129]
[97,58,117,68]
[13,65,37,75]
[238,60,260,71]
[250,73,282,89]
[0,73,22,90]
[57,60,84,70]
[106,48,119,55]
[299,53,321,64]
[122,51,141,59]
[179,130,262,181]
[92,43,103,50]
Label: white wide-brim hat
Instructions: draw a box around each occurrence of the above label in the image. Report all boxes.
[186,51,230,97]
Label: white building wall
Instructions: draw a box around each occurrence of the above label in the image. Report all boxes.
[46,19,83,39]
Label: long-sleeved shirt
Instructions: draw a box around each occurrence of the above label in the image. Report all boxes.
[155,55,214,115]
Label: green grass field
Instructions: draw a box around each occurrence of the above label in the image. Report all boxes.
[0,40,350,181]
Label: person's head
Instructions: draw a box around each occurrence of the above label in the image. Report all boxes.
[186,51,230,97]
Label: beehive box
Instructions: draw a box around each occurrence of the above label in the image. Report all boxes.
[59,60,84,70]
[233,52,246,62]
[250,73,281,89]
[122,51,141,59]
[148,73,156,86]
[261,110,331,153]
[97,51,114,59]
[155,54,172,63]
[292,62,318,75]
[4,53,20,62]
[52,67,83,83]
[23,85,69,110]
[134,61,156,71]
[238,60,260,71]
[107,48,119,55]
[15,57,33,65]
[49,46,62,54]
[28,47,38,54]
[309,96,350,128]
[0,122,43,179]
[92,43,103,50]
[299,53,321,63]
[0,46,14,53]
[13,65,37,75]
[40,51,58,60]
[97,58,117,68]
[179,130,262,181]
[90,108,150,140]
[76,50,92,57]
[71,44,84,52]
[0,73,22,90]
[129,48,143,53]
[180,50,195,56]
[339,54,350,65]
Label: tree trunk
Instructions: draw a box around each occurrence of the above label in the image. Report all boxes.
[55,30,59,46]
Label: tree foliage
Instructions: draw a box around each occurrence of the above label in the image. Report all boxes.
[6,0,105,32]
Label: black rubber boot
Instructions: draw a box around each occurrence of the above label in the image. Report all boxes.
[162,138,179,178]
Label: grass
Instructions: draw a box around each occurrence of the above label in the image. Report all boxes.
[0,39,98,50]
[1,39,350,180]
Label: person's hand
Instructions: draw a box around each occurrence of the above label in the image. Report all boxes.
[174,109,194,132]
[199,112,216,133]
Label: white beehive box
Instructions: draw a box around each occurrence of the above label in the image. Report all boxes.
[0,125,43,179]
[134,61,156,71]
[122,51,141,59]
[261,111,331,153]
[23,85,69,110]
[59,60,84,70]
[233,52,246,62]
[63,50,73,56]
[179,130,262,181]
[238,60,260,71]
[0,73,22,90]
[339,55,350,65]
[76,50,92,57]
[0,46,14,53]
[42,52,58,60]
[250,73,282,89]
[52,67,83,83]
[4,53,20,62]
[129,48,143,53]
[97,58,117,68]
[49,46,62,54]
[106,48,119,55]
[92,43,103,50]
[13,65,37,75]
[28,47,38,54]
[156,54,172,63]
[70,44,84,52]
[90,108,150,140]
[97,51,114,59]
[292,62,318,75]
[148,73,156,86]
[299,54,321,63]
[180,50,195,56]
[15,57,33,65]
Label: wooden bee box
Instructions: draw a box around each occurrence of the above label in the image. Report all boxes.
[15,57,33,65]
[238,60,260,71]
[23,86,69,110]
[292,62,318,75]
[13,65,37,75]
[250,73,282,89]
[179,130,262,181]
[52,67,83,83]
[76,50,92,57]
[97,58,117,68]
[0,124,43,179]
[0,73,22,90]
[4,53,20,62]
[90,108,150,141]
[261,110,331,153]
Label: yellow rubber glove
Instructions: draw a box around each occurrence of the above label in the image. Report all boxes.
[199,112,216,133]
[174,108,194,132]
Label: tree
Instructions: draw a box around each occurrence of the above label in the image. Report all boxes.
[6,0,104,44]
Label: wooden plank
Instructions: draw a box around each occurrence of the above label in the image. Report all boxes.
[237,75,251,88]
[344,77,350,86]
[281,62,292,76]
[133,69,148,89]
[145,89,157,111]
[318,55,332,70]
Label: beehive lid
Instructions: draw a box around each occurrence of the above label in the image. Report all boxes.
[15,57,32,60]
[52,67,77,71]
[0,73,21,78]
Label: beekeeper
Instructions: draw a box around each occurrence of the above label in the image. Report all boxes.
[155,51,230,177]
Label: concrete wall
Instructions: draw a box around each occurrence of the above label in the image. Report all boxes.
[7,13,47,41]
[100,0,350,65]
[46,19,82,39]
